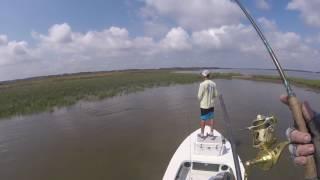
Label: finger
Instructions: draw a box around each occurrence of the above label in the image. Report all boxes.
[294,156,308,166]
[290,129,311,143]
[296,144,315,156]
[302,101,315,122]
[280,94,289,105]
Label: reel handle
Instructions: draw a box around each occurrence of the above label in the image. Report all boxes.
[288,96,318,179]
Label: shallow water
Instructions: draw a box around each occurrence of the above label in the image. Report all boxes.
[179,68,320,80]
[1,79,320,180]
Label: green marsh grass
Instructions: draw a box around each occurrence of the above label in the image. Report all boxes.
[0,70,204,119]
[1,70,318,119]
[251,75,320,89]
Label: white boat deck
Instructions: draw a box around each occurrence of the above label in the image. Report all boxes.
[163,127,245,180]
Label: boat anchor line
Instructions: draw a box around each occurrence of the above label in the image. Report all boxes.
[219,94,243,180]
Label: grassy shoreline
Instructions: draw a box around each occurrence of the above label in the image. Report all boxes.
[237,75,320,90]
[1,70,319,119]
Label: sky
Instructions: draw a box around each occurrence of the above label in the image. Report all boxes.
[0,0,319,81]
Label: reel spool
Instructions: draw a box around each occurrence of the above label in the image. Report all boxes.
[245,114,289,171]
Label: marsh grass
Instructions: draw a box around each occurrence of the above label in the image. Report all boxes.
[0,70,204,119]
[1,70,318,119]
[251,75,320,89]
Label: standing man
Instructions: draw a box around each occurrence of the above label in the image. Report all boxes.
[198,70,218,138]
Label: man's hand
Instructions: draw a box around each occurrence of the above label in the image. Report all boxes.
[281,95,315,165]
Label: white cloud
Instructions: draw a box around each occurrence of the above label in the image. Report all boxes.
[33,25,138,60]
[258,17,277,31]
[0,17,319,81]
[1,23,187,80]
[8,41,29,55]
[141,0,243,30]
[192,28,223,49]
[39,23,73,43]
[144,21,170,38]
[190,21,319,70]
[192,24,261,53]
[0,36,30,66]
[287,0,320,28]
[256,0,271,10]
[0,35,8,45]
[160,27,191,51]
[305,33,320,45]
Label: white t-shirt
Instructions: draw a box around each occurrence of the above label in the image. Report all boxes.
[197,79,218,109]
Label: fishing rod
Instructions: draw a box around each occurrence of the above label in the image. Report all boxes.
[219,94,243,180]
[232,0,320,179]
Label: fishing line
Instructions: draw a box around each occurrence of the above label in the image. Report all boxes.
[186,96,192,176]
[219,94,243,180]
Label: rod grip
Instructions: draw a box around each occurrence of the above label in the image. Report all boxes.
[288,96,318,179]
[308,113,320,179]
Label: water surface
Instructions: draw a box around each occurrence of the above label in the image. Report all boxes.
[1,79,320,180]
[179,68,320,80]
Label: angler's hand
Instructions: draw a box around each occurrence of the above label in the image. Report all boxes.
[281,95,316,166]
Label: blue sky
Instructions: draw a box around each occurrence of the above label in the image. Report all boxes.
[0,0,319,81]
[0,0,143,41]
[0,0,314,40]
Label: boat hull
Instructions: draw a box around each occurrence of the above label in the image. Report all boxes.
[163,127,245,180]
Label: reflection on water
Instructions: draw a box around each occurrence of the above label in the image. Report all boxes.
[0,79,320,180]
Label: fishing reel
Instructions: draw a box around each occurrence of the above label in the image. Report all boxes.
[245,114,289,171]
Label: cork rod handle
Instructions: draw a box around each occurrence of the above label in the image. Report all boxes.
[288,96,318,179]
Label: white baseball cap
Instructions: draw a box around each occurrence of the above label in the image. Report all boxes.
[201,69,210,77]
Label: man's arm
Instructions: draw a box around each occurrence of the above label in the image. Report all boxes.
[213,84,218,98]
[198,84,204,100]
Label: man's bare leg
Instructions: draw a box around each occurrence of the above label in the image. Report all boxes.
[210,119,214,136]
[200,120,205,137]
